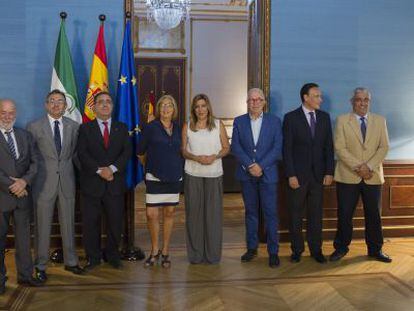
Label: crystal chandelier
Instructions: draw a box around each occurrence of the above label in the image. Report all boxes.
[146,0,191,30]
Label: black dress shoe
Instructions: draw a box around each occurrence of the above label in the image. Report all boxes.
[368,251,392,263]
[35,268,47,283]
[269,254,280,268]
[312,252,327,264]
[64,265,86,275]
[17,277,44,287]
[0,284,5,295]
[329,249,348,262]
[290,253,301,263]
[241,249,257,262]
[84,261,101,271]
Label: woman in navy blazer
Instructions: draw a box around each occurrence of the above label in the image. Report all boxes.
[137,95,183,269]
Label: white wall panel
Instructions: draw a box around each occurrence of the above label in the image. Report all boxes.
[191,20,248,118]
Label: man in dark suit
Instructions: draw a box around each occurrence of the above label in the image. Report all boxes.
[0,99,43,294]
[282,83,334,264]
[27,90,84,283]
[77,92,131,270]
[231,88,283,268]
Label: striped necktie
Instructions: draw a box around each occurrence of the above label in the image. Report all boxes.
[360,117,366,142]
[5,130,17,160]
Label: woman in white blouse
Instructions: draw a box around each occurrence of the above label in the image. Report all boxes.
[181,94,230,264]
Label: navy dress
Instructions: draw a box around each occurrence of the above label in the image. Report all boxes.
[137,120,183,207]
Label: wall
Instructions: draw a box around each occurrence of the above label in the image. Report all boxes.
[190,18,248,118]
[0,0,124,127]
[269,0,414,159]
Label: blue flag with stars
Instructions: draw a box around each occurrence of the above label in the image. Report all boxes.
[115,19,143,189]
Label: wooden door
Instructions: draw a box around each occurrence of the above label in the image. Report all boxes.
[136,58,186,126]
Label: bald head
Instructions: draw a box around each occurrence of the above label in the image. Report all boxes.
[0,99,17,130]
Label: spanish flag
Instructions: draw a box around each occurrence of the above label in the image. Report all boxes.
[83,22,108,122]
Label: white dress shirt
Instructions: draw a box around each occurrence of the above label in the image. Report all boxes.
[302,105,317,126]
[354,113,369,125]
[96,117,112,135]
[250,112,263,146]
[95,117,117,173]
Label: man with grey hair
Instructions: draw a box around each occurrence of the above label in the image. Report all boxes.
[0,99,42,294]
[231,88,283,268]
[330,87,391,263]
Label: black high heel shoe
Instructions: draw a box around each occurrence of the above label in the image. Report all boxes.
[144,250,162,267]
[161,253,171,269]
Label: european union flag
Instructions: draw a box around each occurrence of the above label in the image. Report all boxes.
[115,19,143,189]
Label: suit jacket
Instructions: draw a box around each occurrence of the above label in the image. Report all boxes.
[231,113,282,183]
[282,107,334,184]
[77,119,132,197]
[0,127,37,212]
[27,116,79,201]
[334,112,389,185]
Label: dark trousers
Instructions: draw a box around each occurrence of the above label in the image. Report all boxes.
[287,176,323,255]
[0,208,33,284]
[81,193,124,263]
[334,181,383,254]
[241,180,279,255]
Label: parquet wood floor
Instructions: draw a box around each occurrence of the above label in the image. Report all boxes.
[1,190,413,310]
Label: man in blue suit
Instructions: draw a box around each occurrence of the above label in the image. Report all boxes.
[231,88,283,268]
[282,83,334,264]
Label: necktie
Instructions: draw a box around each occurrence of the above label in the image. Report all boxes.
[103,121,110,149]
[5,131,17,160]
[360,117,366,142]
[309,111,316,138]
[54,120,62,156]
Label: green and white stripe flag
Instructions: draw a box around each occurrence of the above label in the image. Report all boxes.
[51,18,82,123]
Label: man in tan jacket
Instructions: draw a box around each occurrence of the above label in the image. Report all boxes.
[330,87,391,263]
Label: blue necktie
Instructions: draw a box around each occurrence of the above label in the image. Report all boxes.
[54,120,62,156]
[5,131,17,160]
[309,111,316,138]
[360,117,366,142]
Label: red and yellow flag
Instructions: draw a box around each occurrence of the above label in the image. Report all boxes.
[83,23,108,122]
[147,91,155,122]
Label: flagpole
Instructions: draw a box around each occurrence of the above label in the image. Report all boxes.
[120,11,145,262]
[49,10,69,264]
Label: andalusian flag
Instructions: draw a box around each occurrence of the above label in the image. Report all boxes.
[51,15,82,123]
[83,22,108,122]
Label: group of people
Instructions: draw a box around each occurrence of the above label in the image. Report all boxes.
[233,84,390,268]
[0,82,390,294]
[0,90,131,293]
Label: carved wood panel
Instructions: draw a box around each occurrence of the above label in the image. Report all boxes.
[136,58,186,126]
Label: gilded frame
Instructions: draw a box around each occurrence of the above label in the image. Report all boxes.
[247,0,271,100]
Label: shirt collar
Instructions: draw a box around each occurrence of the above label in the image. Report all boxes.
[0,127,13,135]
[354,113,369,121]
[249,112,263,121]
[302,105,316,115]
[96,117,112,125]
[47,114,63,124]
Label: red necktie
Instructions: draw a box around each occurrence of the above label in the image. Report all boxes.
[103,121,109,149]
